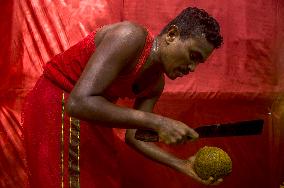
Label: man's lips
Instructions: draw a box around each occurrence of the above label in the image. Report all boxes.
[171,68,191,79]
[179,67,191,75]
[175,70,187,77]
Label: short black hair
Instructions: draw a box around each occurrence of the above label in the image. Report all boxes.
[159,7,223,48]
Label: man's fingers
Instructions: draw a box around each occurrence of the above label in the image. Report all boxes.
[188,128,199,139]
[188,156,196,163]
[168,131,186,144]
[175,126,199,141]
[217,178,223,183]
[160,134,180,144]
[210,177,223,185]
[174,126,187,136]
[186,129,199,142]
[159,123,199,144]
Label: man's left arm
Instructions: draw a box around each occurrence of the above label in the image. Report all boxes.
[125,76,221,185]
[125,76,187,175]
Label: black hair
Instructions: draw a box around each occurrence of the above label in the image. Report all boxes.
[159,7,223,48]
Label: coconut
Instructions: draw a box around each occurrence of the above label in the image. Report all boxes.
[193,146,232,180]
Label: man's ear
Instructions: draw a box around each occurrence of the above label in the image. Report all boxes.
[166,25,180,44]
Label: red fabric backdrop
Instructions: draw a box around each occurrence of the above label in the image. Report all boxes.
[0,0,283,187]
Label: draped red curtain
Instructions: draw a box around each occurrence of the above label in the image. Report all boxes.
[0,0,283,187]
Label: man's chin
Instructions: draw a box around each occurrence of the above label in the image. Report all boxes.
[165,72,179,80]
[167,75,178,80]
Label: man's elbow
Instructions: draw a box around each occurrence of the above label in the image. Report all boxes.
[66,95,80,117]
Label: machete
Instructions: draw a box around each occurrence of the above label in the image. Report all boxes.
[134,119,264,142]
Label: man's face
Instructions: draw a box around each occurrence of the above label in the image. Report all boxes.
[160,33,214,80]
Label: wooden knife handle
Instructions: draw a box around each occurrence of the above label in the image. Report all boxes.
[134,129,159,142]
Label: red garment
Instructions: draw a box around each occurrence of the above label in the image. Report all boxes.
[23,27,154,188]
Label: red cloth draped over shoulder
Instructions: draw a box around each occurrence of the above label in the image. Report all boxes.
[23,27,154,188]
[44,28,154,100]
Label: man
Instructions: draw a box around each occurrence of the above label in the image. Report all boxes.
[23,7,223,187]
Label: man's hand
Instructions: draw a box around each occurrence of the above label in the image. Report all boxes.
[157,118,199,144]
[177,156,223,186]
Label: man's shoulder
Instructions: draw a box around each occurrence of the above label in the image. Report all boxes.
[112,21,147,39]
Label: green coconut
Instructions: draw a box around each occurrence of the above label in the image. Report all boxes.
[193,146,232,180]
